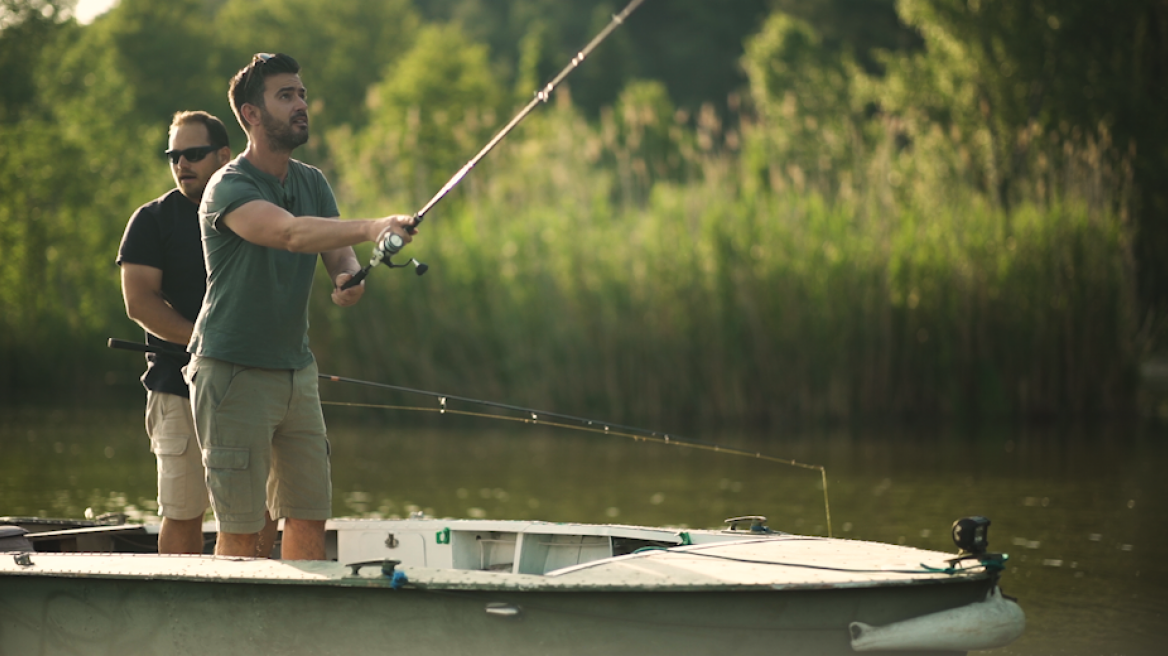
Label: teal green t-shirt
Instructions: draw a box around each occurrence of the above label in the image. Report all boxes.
[190,156,340,369]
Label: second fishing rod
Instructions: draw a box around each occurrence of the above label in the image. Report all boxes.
[107,336,833,535]
[341,0,648,288]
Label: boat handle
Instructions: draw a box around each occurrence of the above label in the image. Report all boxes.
[346,559,401,577]
[485,602,522,618]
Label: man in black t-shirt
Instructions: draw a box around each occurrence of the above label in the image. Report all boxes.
[116,111,231,555]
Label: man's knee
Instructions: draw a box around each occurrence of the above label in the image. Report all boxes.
[214,530,260,557]
[284,518,325,532]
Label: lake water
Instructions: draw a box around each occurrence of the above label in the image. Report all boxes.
[2,401,1165,655]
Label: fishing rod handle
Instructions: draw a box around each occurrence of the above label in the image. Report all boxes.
[107,338,170,354]
[108,338,153,353]
[340,266,372,291]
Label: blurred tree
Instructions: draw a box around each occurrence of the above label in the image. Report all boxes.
[1,1,168,399]
[411,0,772,116]
[330,22,503,212]
[873,0,1167,324]
[0,0,70,123]
[214,0,420,157]
[97,0,221,128]
[768,0,922,73]
[740,12,868,199]
[607,79,684,197]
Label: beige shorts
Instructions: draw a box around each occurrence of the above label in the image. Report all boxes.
[188,355,331,534]
[145,391,210,520]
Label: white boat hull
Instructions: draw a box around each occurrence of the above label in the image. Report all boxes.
[0,517,1023,655]
[2,571,994,655]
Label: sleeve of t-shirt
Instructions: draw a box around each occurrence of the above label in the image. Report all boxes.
[200,169,264,234]
[116,204,164,269]
[313,168,340,218]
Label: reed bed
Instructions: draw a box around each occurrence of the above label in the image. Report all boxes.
[1,81,1138,426]
[311,94,1140,427]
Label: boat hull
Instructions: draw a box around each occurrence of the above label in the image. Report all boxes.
[1,573,991,655]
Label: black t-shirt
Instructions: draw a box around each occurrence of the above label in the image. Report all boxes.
[116,189,207,397]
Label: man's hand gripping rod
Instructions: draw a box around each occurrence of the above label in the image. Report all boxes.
[341,0,647,290]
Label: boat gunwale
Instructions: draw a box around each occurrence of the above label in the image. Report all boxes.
[0,549,997,593]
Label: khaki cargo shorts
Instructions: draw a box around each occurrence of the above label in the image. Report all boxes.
[145,390,209,520]
[187,355,331,534]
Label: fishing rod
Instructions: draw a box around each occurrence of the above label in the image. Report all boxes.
[341,0,649,288]
[321,374,832,537]
[106,336,833,536]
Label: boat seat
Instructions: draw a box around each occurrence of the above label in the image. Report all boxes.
[0,526,33,552]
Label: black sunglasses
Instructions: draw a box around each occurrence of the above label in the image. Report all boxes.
[165,145,217,165]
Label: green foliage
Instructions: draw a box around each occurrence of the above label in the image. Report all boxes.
[0,1,169,395]
[603,79,685,200]
[97,0,221,127]
[0,0,66,122]
[214,0,420,153]
[880,0,1166,307]
[314,87,1138,424]
[0,0,1152,424]
[329,22,503,211]
[740,12,868,199]
[412,0,772,115]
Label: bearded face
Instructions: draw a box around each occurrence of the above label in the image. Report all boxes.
[259,102,309,152]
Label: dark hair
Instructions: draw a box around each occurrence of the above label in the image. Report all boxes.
[228,53,301,132]
[169,110,230,149]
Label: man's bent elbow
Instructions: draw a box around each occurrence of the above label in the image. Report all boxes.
[282,233,319,254]
[275,223,316,253]
[123,296,147,324]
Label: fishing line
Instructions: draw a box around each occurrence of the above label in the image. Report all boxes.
[646,548,985,576]
[320,375,833,537]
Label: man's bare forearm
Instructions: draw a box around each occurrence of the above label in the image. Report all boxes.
[279,216,382,254]
[127,297,194,345]
[223,201,399,254]
[122,264,195,346]
[322,246,360,281]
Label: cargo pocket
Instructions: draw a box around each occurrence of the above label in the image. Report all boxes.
[202,446,253,515]
[151,403,194,456]
[151,435,190,456]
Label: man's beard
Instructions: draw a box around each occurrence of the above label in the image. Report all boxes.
[260,105,309,152]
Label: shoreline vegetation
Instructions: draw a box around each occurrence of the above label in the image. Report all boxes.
[1,1,1160,426]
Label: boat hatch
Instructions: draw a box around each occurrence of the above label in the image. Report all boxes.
[331,519,689,576]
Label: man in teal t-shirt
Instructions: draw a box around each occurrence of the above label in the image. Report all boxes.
[192,154,335,369]
[188,53,418,560]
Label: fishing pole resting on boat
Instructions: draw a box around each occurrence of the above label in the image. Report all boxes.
[340,0,649,288]
[106,336,833,535]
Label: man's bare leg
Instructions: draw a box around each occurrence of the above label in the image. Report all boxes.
[281,518,325,560]
[214,531,259,557]
[158,516,205,555]
[255,512,279,558]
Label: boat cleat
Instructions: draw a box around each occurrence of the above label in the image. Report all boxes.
[722,515,776,534]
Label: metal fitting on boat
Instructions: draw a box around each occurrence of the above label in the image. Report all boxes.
[724,515,772,534]
[485,602,522,619]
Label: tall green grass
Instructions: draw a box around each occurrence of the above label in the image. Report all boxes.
[310,94,1140,427]
[1,83,1138,427]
